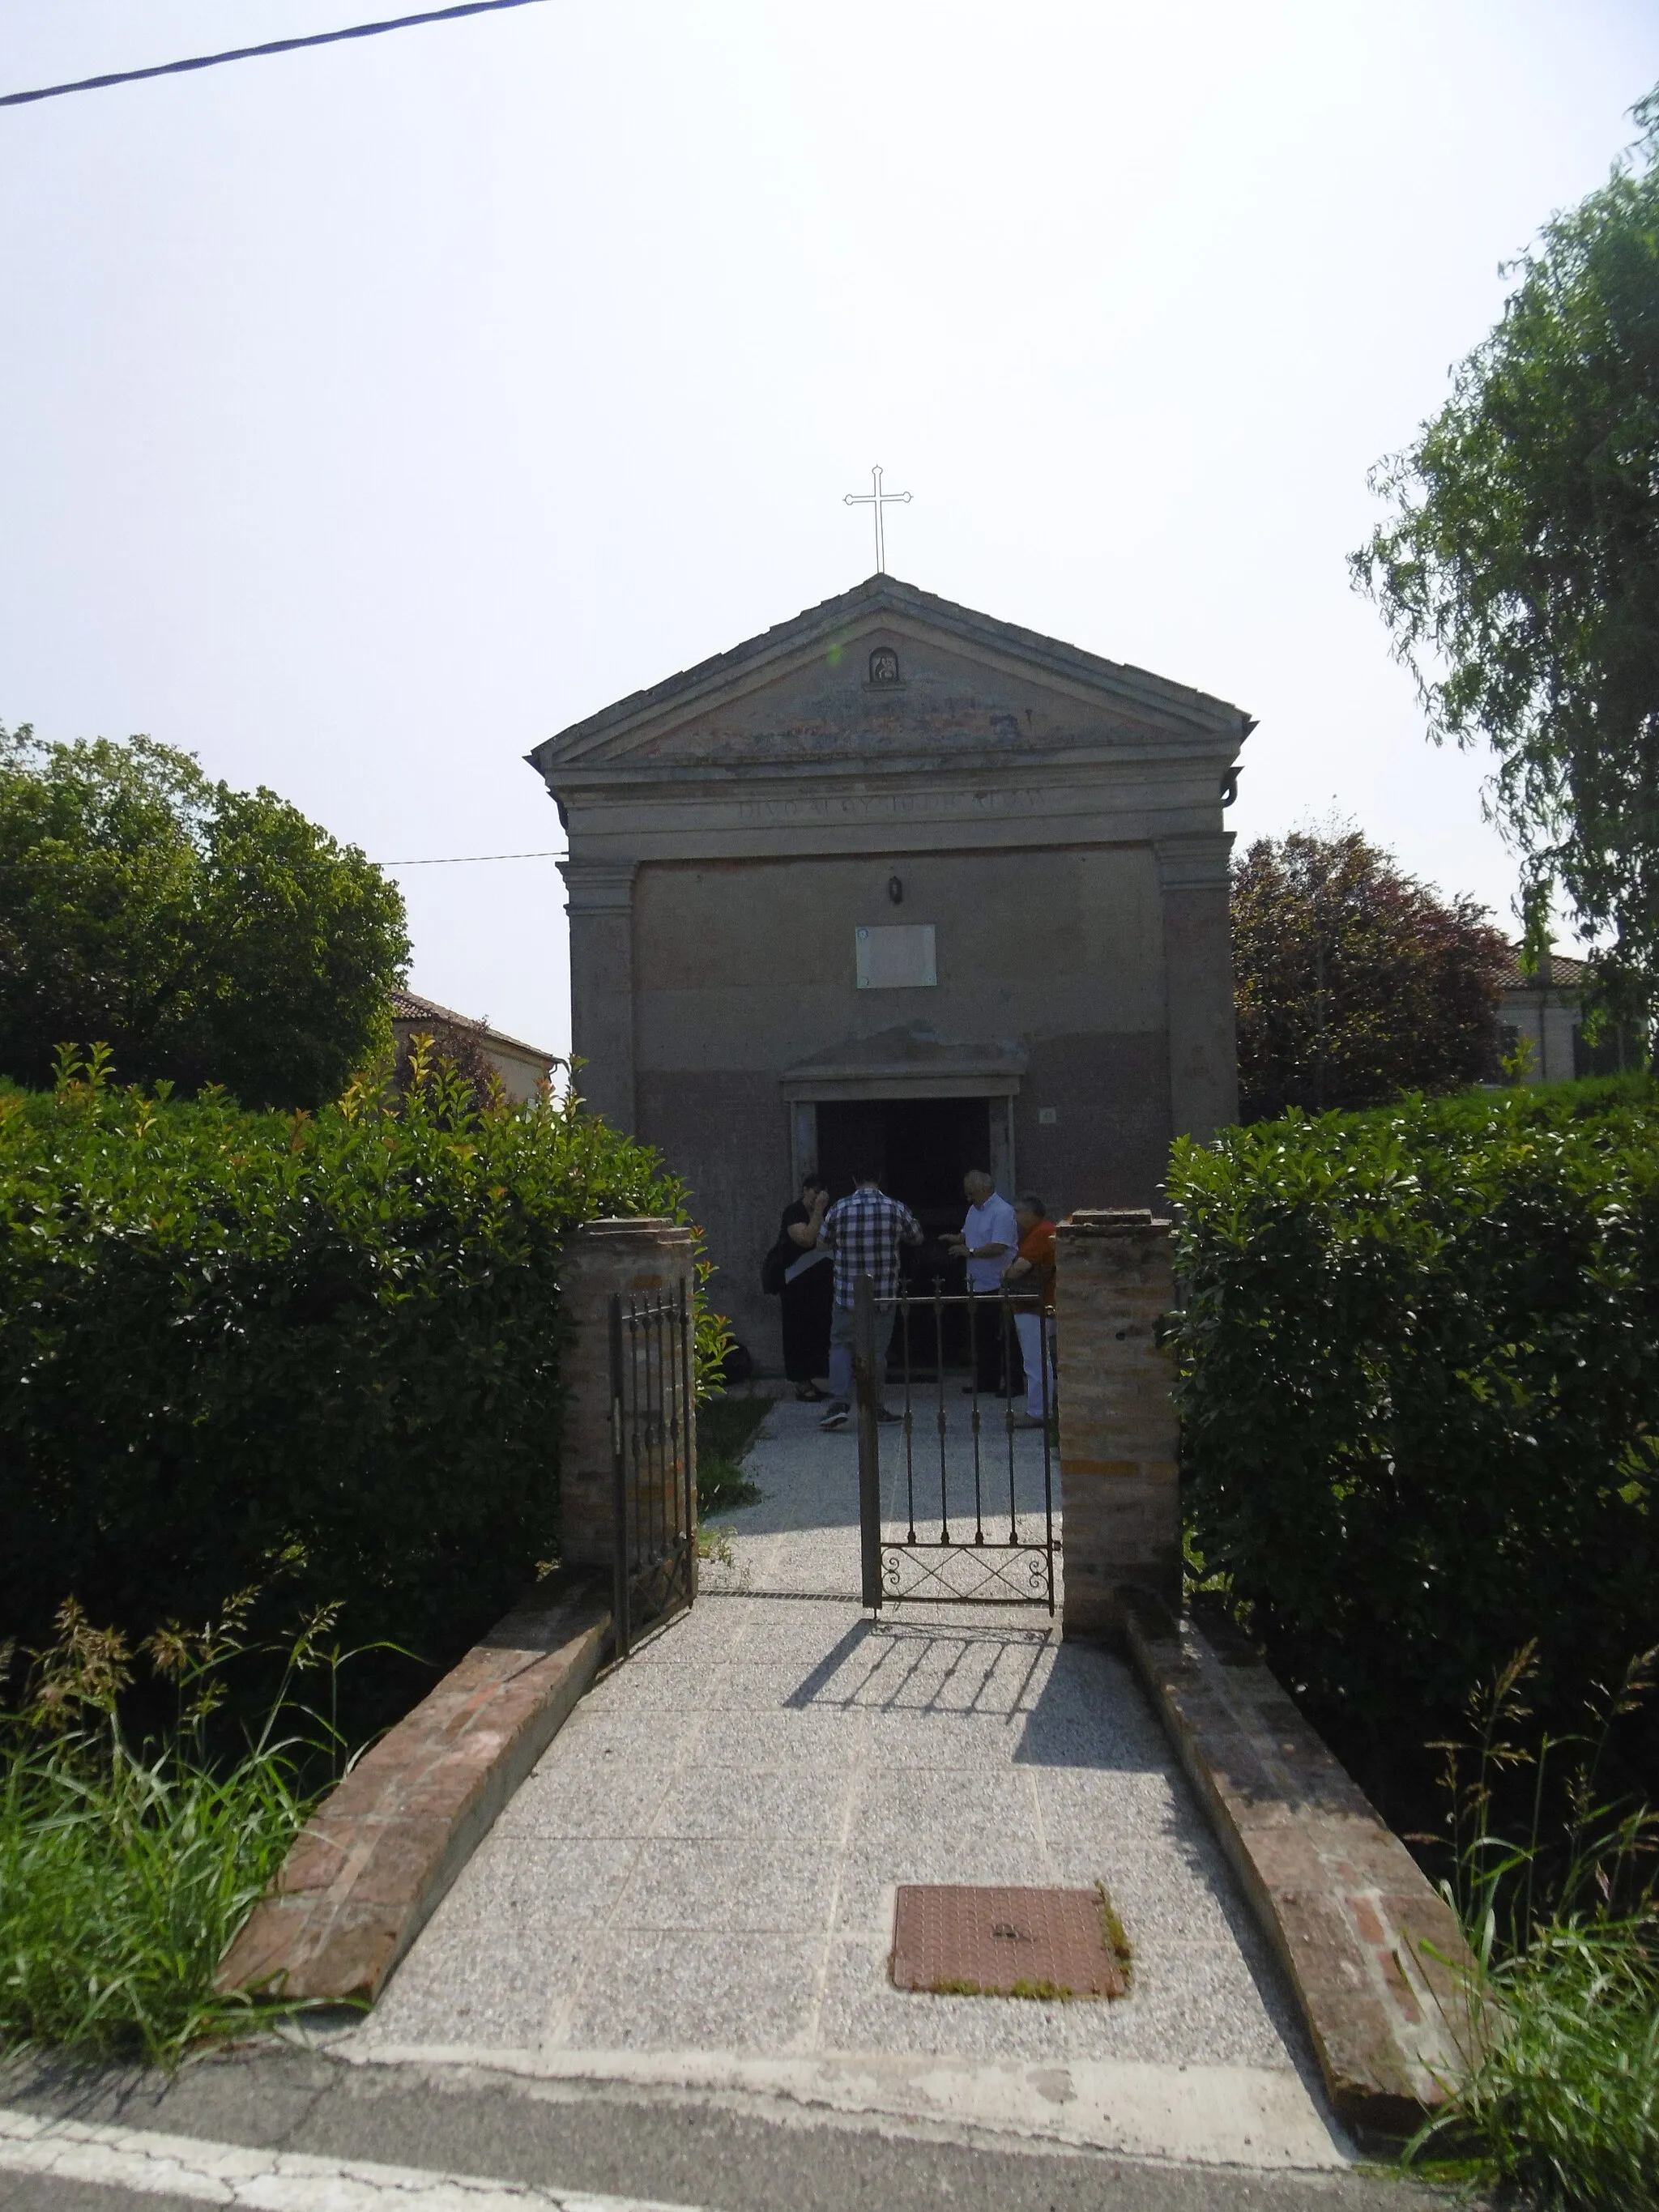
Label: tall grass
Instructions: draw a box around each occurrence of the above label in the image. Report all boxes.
[1410,1646,1659,2210]
[0,1592,354,2065]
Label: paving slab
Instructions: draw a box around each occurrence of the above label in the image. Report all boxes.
[348,1398,1347,2168]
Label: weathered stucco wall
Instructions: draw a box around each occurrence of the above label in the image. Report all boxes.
[1499,988,1581,1085]
[632,847,1176,1357]
[633,847,1165,1062]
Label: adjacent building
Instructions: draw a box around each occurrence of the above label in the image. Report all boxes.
[1497,944,1644,1081]
[390,987,557,1104]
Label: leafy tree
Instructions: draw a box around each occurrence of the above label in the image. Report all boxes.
[0,724,409,1108]
[1352,88,1659,1011]
[1232,830,1510,1121]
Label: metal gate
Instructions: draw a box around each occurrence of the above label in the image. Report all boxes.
[854,1273,1056,1613]
[608,1279,696,1658]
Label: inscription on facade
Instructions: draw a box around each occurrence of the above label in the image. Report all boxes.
[737,786,1051,825]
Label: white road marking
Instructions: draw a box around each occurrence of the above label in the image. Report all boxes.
[0,2108,708,2212]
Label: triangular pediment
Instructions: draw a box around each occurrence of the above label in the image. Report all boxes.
[529,576,1251,782]
[778,1023,1030,1102]
[781,1023,1029,1082]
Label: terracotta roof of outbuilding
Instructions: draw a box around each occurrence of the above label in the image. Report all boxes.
[390,987,556,1064]
[1500,944,1590,991]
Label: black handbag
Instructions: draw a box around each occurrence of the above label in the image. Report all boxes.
[761,1237,791,1296]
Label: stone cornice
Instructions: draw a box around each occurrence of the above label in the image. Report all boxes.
[555,759,1232,867]
[1154,833,1235,889]
[543,729,1237,795]
[557,858,637,914]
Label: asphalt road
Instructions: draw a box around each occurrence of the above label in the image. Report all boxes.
[0,2044,1486,2212]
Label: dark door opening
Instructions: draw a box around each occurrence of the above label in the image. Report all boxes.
[814,1098,1002,1373]
[815,1096,989,1239]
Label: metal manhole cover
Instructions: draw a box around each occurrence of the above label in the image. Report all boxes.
[890,1884,1131,1999]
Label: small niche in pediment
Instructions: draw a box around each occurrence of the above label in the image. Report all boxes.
[866,647,902,688]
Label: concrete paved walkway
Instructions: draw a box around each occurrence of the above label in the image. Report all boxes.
[352,1399,1346,2170]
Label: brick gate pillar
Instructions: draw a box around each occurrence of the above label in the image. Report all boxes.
[1054,1208,1180,1639]
[560,1217,698,1571]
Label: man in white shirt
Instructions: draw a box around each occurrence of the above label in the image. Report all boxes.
[948,1169,1018,1396]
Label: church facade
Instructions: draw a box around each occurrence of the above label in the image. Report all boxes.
[528,576,1252,1358]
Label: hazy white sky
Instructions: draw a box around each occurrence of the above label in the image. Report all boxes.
[4,2,1656,1054]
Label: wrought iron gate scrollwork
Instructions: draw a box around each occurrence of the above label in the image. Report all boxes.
[854,1271,1056,1613]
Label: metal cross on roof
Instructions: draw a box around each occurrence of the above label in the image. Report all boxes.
[843,464,912,573]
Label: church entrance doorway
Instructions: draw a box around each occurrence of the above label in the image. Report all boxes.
[813,1096,1005,1375]
[814,1096,989,1244]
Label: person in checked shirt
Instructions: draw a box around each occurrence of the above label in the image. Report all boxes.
[815,1163,923,1431]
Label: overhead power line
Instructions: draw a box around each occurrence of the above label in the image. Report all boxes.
[377,850,565,865]
[1,0,548,110]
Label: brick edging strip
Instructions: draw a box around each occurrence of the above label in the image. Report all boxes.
[218,1577,611,2005]
[1120,1593,1475,2146]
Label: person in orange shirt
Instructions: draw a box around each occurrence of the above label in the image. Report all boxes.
[1002,1193,1057,1423]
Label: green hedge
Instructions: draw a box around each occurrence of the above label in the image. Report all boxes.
[0,1050,693,1671]
[1167,1078,1659,1736]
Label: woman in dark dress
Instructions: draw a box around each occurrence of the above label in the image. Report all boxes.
[778,1177,832,1401]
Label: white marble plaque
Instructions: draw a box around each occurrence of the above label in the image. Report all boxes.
[855,923,937,989]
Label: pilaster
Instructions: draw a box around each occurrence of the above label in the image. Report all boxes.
[1054,1208,1180,1639]
[559,857,638,1132]
[1154,832,1238,1141]
[558,1217,698,1571]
